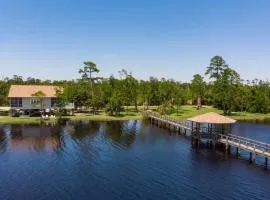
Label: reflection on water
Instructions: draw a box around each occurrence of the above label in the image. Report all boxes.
[8,124,64,152]
[0,127,7,153]
[68,121,100,140]
[0,121,143,153]
[0,120,270,200]
[238,118,270,125]
[103,121,138,148]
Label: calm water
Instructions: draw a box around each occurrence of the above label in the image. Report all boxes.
[0,120,270,200]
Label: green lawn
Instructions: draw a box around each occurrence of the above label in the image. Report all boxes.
[229,111,270,120]
[168,105,222,120]
[0,116,56,124]
[0,111,143,124]
[1,105,270,124]
[168,105,270,121]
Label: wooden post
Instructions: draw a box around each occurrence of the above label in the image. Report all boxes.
[252,145,256,163]
[265,157,268,170]
[252,153,256,163]
[197,123,200,148]
[221,124,224,134]
[209,140,212,148]
[225,136,229,152]
[236,147,239,158]
[249,152,256,164]
[228,145,231,155]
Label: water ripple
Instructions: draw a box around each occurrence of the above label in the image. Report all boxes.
[0,121,270,200]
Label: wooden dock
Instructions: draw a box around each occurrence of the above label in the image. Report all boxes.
[143,111,192,132]
[143,111,270,169]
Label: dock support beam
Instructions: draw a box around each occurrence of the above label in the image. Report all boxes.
[249,152,252,163]
[249,152,256,164]
[236,147,240,158]
[227,145,231,155]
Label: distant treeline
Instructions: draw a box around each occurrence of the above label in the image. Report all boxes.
[1,56,270,115]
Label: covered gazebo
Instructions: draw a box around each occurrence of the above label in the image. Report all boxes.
[187,112,237,147]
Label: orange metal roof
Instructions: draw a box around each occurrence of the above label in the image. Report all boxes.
[188,112,237,124]
[8,85,60,98]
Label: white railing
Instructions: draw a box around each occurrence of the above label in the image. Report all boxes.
[143,111,225,132]
[144,110,270,156]
[217,134,270,156]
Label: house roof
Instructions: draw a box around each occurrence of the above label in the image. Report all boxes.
[8,85,60,98]
[187,112,237,124]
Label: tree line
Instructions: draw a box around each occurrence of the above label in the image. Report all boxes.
[1,56,270,115]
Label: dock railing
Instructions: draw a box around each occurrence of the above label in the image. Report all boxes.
[144,110,270,157]
[217,134,270,156]
[143,110,227,133]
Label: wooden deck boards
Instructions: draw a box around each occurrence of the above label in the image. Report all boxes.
[150,115,192,130]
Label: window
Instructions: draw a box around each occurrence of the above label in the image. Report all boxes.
[51,98,58,107]
[11,98,22,107]
[30,98,41,106]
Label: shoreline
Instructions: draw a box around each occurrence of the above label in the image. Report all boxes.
[2,114,270,125]
[1,106,270,124]
[0,114,144,124]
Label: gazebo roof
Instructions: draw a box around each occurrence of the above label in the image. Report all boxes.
[187,112,237,124]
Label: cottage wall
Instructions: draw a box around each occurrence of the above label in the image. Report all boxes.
[11,98,54,110]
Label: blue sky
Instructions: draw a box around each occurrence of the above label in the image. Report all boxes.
[0,0,270,81]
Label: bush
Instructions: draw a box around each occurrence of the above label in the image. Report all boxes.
[105,92,124,116]
[157,101,176,115]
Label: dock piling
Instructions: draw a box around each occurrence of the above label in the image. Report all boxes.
[144,111,270,169]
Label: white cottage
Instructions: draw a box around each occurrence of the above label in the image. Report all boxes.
[8,85,74,113]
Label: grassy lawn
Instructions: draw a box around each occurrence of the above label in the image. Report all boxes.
[0,111,143,124]
[168,105,222,120]
[229,112,270,121]
[1,105,270,124]
[168,105,270,121]
[0,116,56,124]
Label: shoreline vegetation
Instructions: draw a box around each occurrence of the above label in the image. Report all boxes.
[2,106,270,124]
[2,56,270,125]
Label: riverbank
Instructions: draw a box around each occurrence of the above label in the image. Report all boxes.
[1,106,270,124]
[0,112,143,124]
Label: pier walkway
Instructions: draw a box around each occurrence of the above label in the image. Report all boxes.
[143,111,270,168]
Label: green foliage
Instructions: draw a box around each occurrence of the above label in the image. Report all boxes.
[105,91,124,116]
[157,100,177,115]
[2,57,270,117]
[0,81,9,105]
[79,61,100,81]
[119,69,139,110]
[190,74,205,109]
[32,90,46,98]
[205,55,228,80]
[31,90,46,111]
